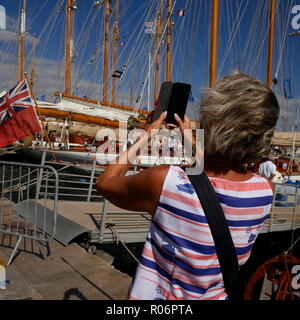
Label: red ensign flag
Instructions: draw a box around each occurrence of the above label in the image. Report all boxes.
[0,79,42,148]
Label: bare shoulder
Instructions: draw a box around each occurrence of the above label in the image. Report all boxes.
[146,164,170,174]
[139,165,170,215]
[138,164,170,184]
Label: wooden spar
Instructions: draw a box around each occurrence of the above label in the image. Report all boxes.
[154,6,162,101]
[65,0,71,95]
[267,0,275,88]
[65,0,76,95]
[102,0,110,103]
[30,33,37,91]
[18,0,26,82]
[54,92,151,115]
[165,0,172,81]
[209,0,219,87]
[111,0,119,105]
[38,108,128,128]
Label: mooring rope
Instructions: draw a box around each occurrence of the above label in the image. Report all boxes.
[107,223,139,264]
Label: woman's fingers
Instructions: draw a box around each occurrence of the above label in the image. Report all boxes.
[155,111,167,127]
[174,113,191,131]
[174,113,183,128]
[147,111,167,133]
[183,115,191,126]
[159,110,168,122]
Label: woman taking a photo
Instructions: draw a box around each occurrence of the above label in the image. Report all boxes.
[96,72,279,300]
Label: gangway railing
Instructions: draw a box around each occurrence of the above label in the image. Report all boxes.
[0,161,58,266]
[96,198,150,245]
[261,183,300,251]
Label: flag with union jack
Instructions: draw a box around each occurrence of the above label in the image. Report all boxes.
[0,79,42,148]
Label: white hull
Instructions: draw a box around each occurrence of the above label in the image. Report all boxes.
[37,96,139,124]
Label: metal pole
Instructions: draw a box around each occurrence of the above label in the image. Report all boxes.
[98,199,108,243]
[102,0,110,103]
[7,235,23,267]
[36,150,46,199]
[165,0,172,81]
[154,7,162,101]
[269,184,277,232]
[148,53,151,111]
[267,0,275,88]
[87,159,96,202]
[111,0,119,104]
[290,185,298,254]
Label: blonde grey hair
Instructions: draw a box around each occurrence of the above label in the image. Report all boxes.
[199,72,279,163]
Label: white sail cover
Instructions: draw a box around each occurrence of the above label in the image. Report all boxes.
[45,120,127,141]
[272,132,300,147]
[37,96,139,123]
[0,5,6,30]
[20,10,25,33]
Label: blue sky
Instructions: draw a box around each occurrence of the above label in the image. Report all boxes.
[0,0,299,131]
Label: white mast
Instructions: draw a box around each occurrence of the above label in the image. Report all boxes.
[147,53,151,111]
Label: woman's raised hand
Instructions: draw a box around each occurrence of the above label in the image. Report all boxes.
[145,111,168,135]
[174,113,191,132]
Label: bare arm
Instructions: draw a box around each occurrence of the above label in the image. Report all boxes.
[96,112,169,215]
[96,165,169,214]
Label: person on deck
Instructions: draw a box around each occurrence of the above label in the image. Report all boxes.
[96,72,279,300]
[259,156,277,181]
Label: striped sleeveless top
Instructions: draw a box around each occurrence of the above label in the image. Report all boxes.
[128,166,273,300]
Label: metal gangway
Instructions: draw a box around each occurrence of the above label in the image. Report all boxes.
[37,157,151,250]
[0,161,58,266]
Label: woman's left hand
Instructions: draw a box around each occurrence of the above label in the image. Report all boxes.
[145,111,167,136]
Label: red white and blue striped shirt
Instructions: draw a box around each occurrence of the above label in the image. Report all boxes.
[128,166,273,300]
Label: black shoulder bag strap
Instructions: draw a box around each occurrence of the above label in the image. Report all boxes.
[188,172,239,300]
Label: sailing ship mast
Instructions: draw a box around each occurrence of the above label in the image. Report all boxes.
[41,0,150,131]
[30,34,37,90]
[18,0,26,82]
[165,0,172,81]
[209,0,218,87]
[154,5,162,101]
[266,0,275,88]
[111,0,119,105]
[65,0,76,95]
[58,0,151,113]
[102,0,110,103]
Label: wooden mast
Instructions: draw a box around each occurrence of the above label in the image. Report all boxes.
[165,0,172,81]
[65,0,76,95]
[102,0,111,103]
[111,0,119,105]
[18,0,26,82]
[267,0,275,88]
[30,33,37,91]
[209,0,219,87]
[154,5,162,101]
